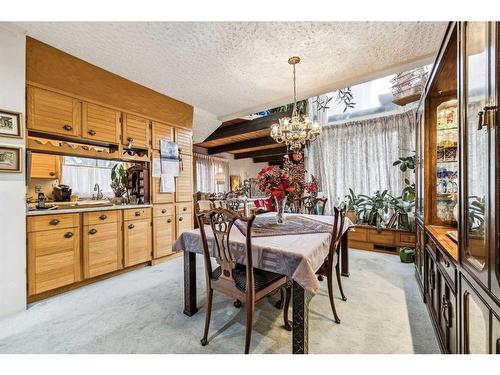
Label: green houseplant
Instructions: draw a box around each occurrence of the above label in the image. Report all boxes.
[356,190,394,232]
[110,164,128,200]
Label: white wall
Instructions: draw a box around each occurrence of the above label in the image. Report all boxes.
[192,107,222,144]
[227,156,268,181]
[0,24,26,318]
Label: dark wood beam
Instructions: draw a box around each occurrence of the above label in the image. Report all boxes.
[234,146,288,159]
[203,109,292,142]
[253,155,286,163]
[207,137,277,154]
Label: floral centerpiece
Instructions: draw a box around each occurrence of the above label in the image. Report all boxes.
[304,175,319,197]
[257,157,318,224]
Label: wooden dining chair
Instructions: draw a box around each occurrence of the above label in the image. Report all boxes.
[196,208,292,354]
[315,205,347,323]
[297,196,328,215]
[226,198,242,212]
[197,200,214,212]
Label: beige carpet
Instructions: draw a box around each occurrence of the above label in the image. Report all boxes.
[0,249,439,354]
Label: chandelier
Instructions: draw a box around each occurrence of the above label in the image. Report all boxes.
[270,56,321,153]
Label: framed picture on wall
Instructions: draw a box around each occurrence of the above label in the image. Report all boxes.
[0,109,22,138]
[0,145,22,173]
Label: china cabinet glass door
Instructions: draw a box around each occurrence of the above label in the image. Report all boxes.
[462,22,490,285]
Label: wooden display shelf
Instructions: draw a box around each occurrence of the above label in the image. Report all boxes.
[348,225,416,254]
[425,224,458,261]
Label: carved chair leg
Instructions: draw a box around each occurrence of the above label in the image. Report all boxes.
[327,274,341,324]
[234,299,242,308]
[283,283,292,331]
[274,288,284,309]
[200,288,213,346]
[335,262,347,301]
[244,298,254,354]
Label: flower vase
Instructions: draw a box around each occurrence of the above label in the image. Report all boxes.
[274,196,287,225]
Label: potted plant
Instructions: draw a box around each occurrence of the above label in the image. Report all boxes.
[110,164,128,203]
[356,190,394,232]
[344,188,359,223]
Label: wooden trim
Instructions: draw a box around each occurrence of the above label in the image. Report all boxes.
[234,146,288,159]
[207,136,276,154]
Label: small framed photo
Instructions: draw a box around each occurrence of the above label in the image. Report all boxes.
[0,145,22,173]
[0,109,22,138]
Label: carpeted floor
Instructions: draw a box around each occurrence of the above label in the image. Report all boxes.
[0,249,439,354]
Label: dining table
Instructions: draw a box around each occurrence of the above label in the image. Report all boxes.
[172,212,354,354]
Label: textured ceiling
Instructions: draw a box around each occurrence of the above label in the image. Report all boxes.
[15,22,447,121]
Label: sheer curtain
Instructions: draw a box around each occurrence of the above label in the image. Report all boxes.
[194,153,230,193]
[306,109,415,210]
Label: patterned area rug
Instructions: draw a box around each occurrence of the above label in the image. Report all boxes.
[235,215,332,237]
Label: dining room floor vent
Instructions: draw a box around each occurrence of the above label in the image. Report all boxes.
[373,244,398,253]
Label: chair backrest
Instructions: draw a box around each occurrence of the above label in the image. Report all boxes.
[226,199,242,212]
[197,200,214,212]
[298,196,328,215]
[328,205,346,262]
[196,208,256,288]
[213,200,226,209]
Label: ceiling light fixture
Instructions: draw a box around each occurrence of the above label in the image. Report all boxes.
[270,56,321,154]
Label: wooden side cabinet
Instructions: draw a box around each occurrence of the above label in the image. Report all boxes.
[123,208,152,267]
[27,214,80,296]
[27,86,81,138]
[30,153,60,179]
[82,211,123,278]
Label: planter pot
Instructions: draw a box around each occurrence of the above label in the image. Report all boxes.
[347,209,357,224]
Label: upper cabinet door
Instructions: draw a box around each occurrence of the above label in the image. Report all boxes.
[175,128,193,155]
[27,86,81,138]
[175,154,193,202]
[461,22,492,287]
[151,121,174,150]
[122,113,149,149]
[82,102,121,144]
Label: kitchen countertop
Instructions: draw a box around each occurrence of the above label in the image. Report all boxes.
[27,204,153,216]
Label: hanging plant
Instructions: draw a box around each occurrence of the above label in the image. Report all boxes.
[336,87,356,113]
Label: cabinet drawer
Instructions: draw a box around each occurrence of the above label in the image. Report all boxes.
[28,213,80,232]
[399,233,416,245]
[349,227,367,241]
[437,247,457,290]
[154,204,174,218]
[151,121,174,150]
[123,207,151,221]
[83,210,120,225]
[176,202,193,215]
[367,230,395,245]
[27,86,81,137]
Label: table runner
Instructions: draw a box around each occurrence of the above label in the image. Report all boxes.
[173,213,354,293]
[234,215,333,237]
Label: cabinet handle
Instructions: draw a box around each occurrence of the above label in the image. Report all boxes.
[477,110,485,130]
[442,258,450,268]
[99,214,107,220]
[127,137,134,143]
[49,171,56,176]
[161,209,167,214]
[183,207,187,212]
[135,211,141,216]
[49,219,60,226]
[179,217,184,221]
[167,218,172,223]
[88,228,97,235]
[428,269,435,290]
[88,129,96,136]
[63,124,73,131]
[128,223,135,229]
[64,231,74,238]
[441,298,451,328]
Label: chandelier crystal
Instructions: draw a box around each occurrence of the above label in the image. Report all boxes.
[270,56,321,152]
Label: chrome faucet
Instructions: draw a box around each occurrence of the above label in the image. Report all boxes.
[93,183,103,200]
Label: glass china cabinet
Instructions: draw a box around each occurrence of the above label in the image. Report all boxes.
[460,21,492,288]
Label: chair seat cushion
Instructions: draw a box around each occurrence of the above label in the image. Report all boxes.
[212,264,285,292]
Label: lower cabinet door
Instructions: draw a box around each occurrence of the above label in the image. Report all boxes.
[124,219,152,267]
[492,312,500,354]
[438,275,457,353]
[83,221,122,278]
[28,227,80,295]
[176,212,193,239]
[153,215,174,258]
[461,276,490,354]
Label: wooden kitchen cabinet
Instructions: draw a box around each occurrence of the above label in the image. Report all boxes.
[152,204,175,258]
[176,203,193,238]
[175,154,193,202]
[174,128,192,155]
[122,113,149,149]
[82,211,122,278]
[151,121,174,150]
[82,102,121,144]
[123,208,152,267]
[27,86,81,138]
[30,153,60,179]
[27,214,80,296]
